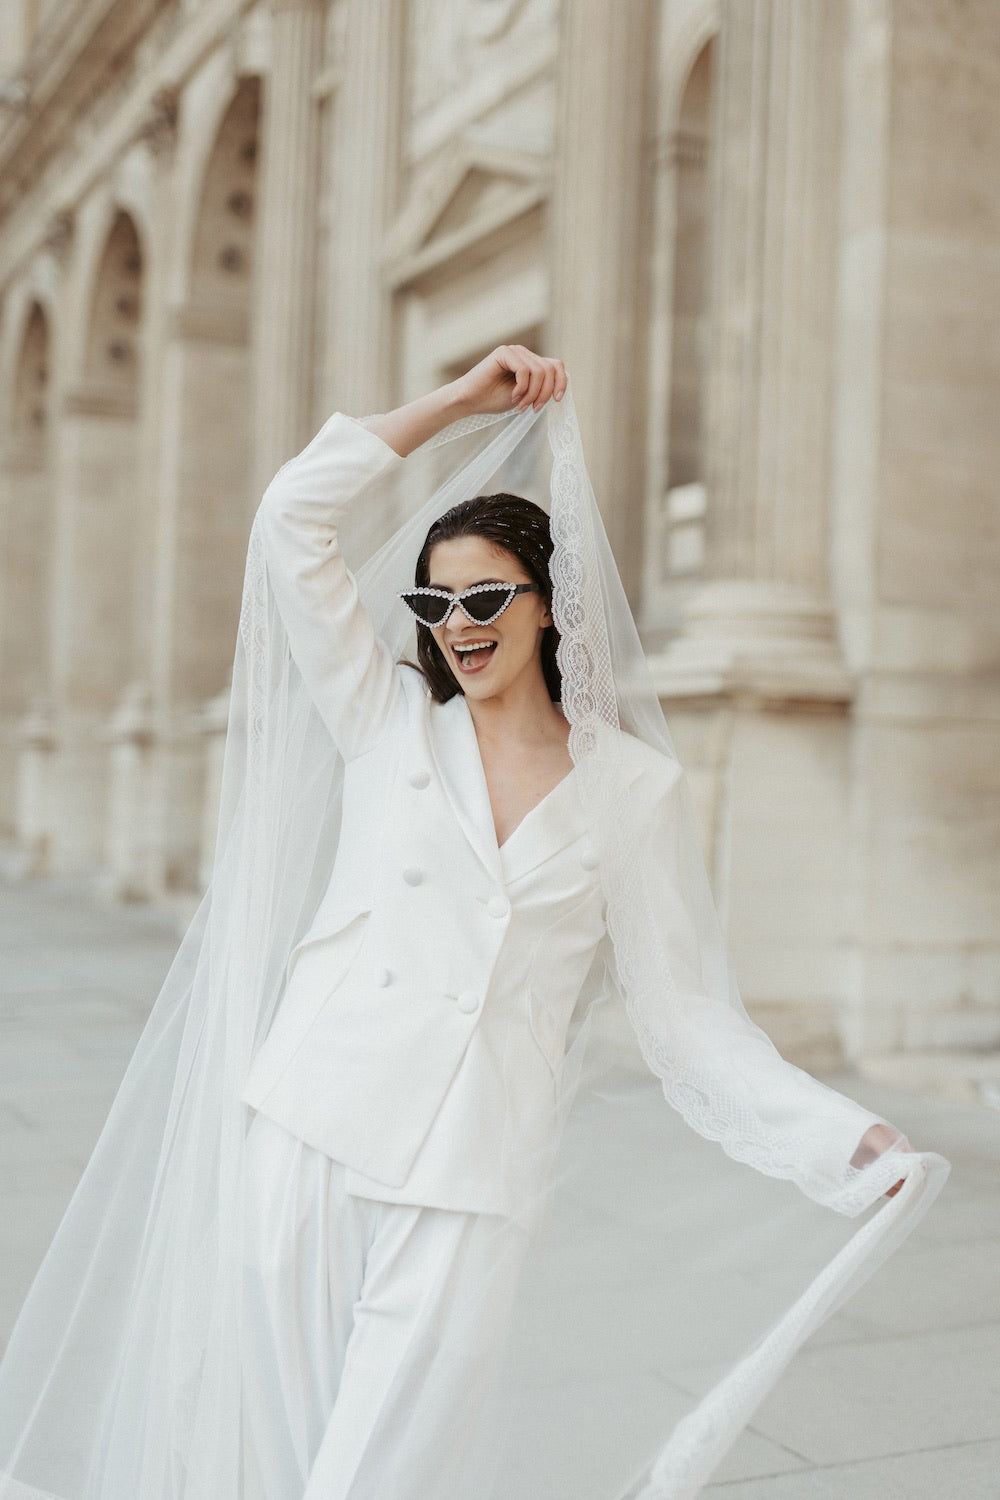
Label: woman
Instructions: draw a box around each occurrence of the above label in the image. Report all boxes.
[238,350,607,1495]
[0,347,946,1500]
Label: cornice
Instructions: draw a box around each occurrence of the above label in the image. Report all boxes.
[0,0,254,284]
[0,0,174,223]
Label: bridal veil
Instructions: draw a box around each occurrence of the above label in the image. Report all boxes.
[0,393,948,1500]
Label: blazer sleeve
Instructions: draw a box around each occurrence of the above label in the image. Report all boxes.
[254,412,407,761]
[627,763,884,1199]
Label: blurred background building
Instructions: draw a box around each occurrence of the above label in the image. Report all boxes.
[0,0,997,1088]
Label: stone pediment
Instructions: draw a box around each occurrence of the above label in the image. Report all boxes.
[384,143,548,288]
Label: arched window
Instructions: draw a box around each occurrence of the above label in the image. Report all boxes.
[0,301,53,725]
[663,38,714,579]
[642,32,717,638]
[82,210,143,412]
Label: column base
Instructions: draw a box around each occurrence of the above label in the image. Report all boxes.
[646,580,854,705]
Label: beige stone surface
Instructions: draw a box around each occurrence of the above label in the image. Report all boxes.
[0,0,997,1083]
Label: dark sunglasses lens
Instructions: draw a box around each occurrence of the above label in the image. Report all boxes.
[402,592,449,626]
[462,587,512,623]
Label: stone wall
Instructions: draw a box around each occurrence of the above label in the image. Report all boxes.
[0,0,996,1079]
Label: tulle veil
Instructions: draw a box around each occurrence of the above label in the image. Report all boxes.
[0,392,948,1500]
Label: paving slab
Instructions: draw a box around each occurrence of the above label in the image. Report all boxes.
[703,1437,1000,1499]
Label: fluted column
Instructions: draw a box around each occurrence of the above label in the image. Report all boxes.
[548,0,656,601]
[252,0,326,495]
[321,0,402,417]
[653,0,851,701]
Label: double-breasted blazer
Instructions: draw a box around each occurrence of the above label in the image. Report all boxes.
[241,414,876,1218]
[240,414,645,1217]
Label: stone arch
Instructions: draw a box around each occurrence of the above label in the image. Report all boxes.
[45,205,146,872]
[56,188,149,394]
[168,72,259,707]
[62,206,143,712]
[11,301,50,454]
[153,75,261,889]
[188,76,259,320]
[642,14,719,636]
[0,299,54,835]
[665,40,714,503]
[80,208,144,411]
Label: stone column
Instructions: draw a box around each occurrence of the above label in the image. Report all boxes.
[320,0,402,418]
[652,0,851,702]
[548,0,657,601]
[198,681,230,891]
[15,698,55,877]
[252,0,326,495]
[100,682,155,901]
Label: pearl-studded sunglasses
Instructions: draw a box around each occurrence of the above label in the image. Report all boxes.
[398,582,538,629]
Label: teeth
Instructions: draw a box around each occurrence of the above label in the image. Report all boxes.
[454,642,495,654]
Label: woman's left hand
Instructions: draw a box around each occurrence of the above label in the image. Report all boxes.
[367,346,568,457]
[452,345,568,416]
[851,1122,915,1197]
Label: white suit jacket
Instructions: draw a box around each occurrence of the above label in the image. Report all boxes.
[242,414,876,1217]
[241,415,630,1217]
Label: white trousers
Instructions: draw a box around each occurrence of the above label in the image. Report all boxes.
[240,1114,529,1500]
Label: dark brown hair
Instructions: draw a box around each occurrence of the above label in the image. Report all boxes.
[411,493,561,704]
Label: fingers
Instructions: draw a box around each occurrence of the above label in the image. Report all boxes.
[501,346,568,411]
[506,347,542,409]
[503,347,528,405]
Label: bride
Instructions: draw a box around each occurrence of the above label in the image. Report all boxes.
[0,346,947,1500]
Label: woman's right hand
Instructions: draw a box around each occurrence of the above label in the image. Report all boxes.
[850,1122,914,1198]
[452,345,568,416]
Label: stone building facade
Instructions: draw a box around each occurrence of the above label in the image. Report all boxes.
[0,0,998,1082]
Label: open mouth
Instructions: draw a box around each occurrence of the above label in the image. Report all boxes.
[451,641,498,674]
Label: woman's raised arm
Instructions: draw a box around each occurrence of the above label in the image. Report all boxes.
[367,345,567,457]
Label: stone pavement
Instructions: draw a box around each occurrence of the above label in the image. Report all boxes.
[1,875,998,1498]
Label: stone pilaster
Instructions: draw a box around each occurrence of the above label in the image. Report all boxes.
[321,0,403,418]
[14,698,55,877]
[100,681,155,901]
[252,0,326,495]
[652,0,851,702]
[548,0,656,600]
[198,682,230,891]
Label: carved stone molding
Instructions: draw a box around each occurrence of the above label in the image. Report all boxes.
[137,85,179,159]
[383,143,549,288]
[0,0,177,222]
[647,582,854,708]
[42,207,75,261]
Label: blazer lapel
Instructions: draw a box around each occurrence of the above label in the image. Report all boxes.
[428,695,504,884]
[498,767,589,885]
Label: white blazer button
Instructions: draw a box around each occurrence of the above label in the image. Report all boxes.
[403,867,424,886]
[580,848,600,871]
[456,990,480,1014]
[408,769,430,789]
[376,967,392,987]
[487,895,509,919]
